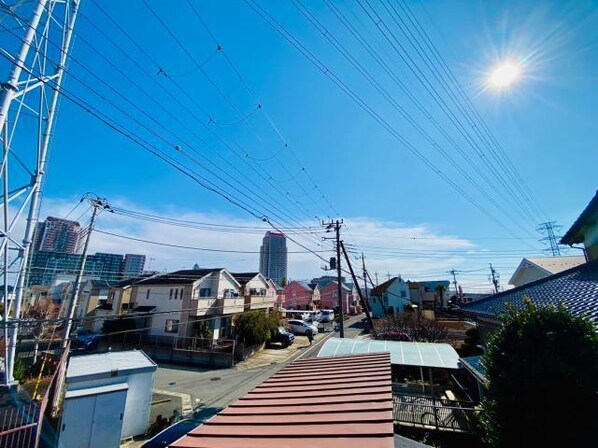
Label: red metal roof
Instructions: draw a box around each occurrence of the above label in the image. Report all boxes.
[170,352,394,448]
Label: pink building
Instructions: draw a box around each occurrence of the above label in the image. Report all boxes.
[319,281,355,312]
[283,281,320,310]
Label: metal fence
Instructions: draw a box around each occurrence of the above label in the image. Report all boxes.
[0,402,38,448]
[87,333,237,368]
[393,393,480,433]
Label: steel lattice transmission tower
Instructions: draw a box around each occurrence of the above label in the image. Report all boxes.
[538,221,562,257]
[0,0,80,385]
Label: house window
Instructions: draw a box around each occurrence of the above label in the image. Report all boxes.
[400,291,406,298]
[200,288,211,297]
[174,289,178,300]
[165,319,179,333]
[180,288,184,299]
[169,289,173,300]
[146,289,150,300]
[223,289,238,298]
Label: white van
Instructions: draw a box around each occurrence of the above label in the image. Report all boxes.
[319,310,335,323]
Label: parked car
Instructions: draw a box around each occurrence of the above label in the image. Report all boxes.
[319,310,335,323]
[71,328,99,351]
[267,327,295,348]
[287,320,318,336]
[301,312,313,322]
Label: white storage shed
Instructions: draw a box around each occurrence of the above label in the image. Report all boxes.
[59,350,157,448]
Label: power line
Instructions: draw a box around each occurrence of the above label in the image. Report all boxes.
[3,22,328,256]
[242,0,540,244]
[93,228,332,254]
[357,0,541,229]
[294,0,537,238]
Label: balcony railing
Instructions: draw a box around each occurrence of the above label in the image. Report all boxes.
[245,295,274,310]
[222,297,245,314]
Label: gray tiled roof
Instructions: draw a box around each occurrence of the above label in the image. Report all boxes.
[461,260,598,325]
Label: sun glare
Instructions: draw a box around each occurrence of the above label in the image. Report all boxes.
[489,62,521,88]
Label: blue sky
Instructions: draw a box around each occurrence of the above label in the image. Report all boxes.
[2,0,597,291]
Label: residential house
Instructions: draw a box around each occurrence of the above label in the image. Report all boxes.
[75,280,111,319]
[461,259,598,344]
[311,275,361,312]
[319,281,353,312]
[560,190,598,261]
[129,268,245,341]
[369,277,412,318]
[407,280,450,309]
[231,272,276,312]
[283,281,320,310]
[269,279,285,310]
[508,256,586,288]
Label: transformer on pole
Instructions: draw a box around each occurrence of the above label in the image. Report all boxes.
[0,0,80,385]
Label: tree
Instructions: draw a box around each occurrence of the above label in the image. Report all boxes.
[481,299,598,447]
[374,312,448,342]
[234,311,279,346]
[434,284,446,308]
[280,277,288,288]
[194,319,213,339]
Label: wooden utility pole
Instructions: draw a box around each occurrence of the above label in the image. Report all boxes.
[322,219,344,338]
[341,243,374,333]
[62,195,111,349]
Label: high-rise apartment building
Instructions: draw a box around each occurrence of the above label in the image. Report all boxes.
[86,253,124,283]
[33,216,83,254]
[121,254,146,279]
[259,231,287,285]
[27,251,146,286]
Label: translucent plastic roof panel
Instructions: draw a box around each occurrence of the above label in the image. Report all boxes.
[317,338,460,369]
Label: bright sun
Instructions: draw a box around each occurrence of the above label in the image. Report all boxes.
[489,62,521,88]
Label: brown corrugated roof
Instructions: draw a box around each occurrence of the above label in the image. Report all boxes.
[170,352,394,448]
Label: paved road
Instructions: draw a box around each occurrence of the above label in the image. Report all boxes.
[153,314,367,411]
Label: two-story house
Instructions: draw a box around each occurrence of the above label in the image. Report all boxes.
[231,272,276,312]
[319,281,353,312]
[129,268,245,341]
[269,279,285,310]
[407,280,450,309]
[283,281,320,310]
[369,277,412,318]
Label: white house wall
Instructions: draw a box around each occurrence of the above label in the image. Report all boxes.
[135,285,184,337]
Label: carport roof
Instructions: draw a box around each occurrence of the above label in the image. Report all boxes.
[169,352,394,448]
[317,338,460,369]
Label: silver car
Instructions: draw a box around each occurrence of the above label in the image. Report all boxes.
[287,319,319,335]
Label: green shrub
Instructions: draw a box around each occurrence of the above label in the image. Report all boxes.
[234,311,279,346]
[481,300,598,447]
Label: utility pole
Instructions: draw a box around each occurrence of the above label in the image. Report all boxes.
[323,219,344,338]
[489,264,500,294]
[374,272,379,285]
[62,196,111,349]
[361,253,369,308]
[341,243,374,333]
[450,269,459,302]
[1,0,80,386]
